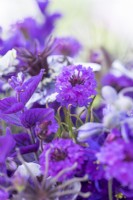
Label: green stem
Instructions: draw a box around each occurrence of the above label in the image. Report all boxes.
[63,107,74,139]
[108,179,113,200]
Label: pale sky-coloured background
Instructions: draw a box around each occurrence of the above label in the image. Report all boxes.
[0,0,133,57]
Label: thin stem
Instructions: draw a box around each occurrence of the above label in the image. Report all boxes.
[27,128,38,161]
[63,106,74,139]
[108,179,113,200]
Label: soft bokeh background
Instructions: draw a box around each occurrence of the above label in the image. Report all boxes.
[0,0,133,59]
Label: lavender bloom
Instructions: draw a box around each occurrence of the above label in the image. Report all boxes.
[96,139,133,189]
[56,65,97,107]
[53,37,82,57]
[40,138,85,181]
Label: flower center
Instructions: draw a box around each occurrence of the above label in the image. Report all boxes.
[51,148,67,161]
[69,73,85,86]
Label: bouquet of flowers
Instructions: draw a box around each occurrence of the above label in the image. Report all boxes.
[0,1,133,200]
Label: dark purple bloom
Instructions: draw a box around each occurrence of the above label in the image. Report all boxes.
[56,65,97,107]
[40,138,85,180]
[0,97,24,114]
[20,108,58,135]
[53,37,82,57]
[13,132,39,156]
[16,39,55,77]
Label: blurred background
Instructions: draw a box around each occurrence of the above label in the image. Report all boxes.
[0,0,133,59]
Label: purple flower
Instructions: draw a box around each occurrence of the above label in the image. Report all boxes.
[0,190,9,200]
[0,1,61,55]
[53,37,82,57]
[56,65,97,107]
[0,127,16,164]
[40,138,85,180]
[96,139,133,189]
[0,97,24,114]
[77,122,104,142]
[8,69,44,104]
[20,108,58,132]
[102,73,133,91]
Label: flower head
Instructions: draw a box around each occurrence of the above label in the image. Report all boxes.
[0,127,16,164]
[0,190,9,200]
[56,65,97,107]
[96,138,133,189]
[53,37,82,57]
[40,138,85,181]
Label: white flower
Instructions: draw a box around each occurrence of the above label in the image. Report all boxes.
[44,92,58,103]
[14,162,41,179]
[0,48,18,76]
[47,55,73,73]
[111,60,133,79]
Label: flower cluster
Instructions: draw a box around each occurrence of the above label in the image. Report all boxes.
[40,138,85,180]
[1,1,133,200]
[56,65,97,107]
[97,138,133,189]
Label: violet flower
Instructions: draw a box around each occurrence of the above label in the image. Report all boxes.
[56,65,97,107]
[40,138,85,181]
[0,127,16,167]
[8,69,44,105]
[53,37,82,57]
[96,138,133,189]
[20,108,58,134]
[0,190,9,200]
[0,0,61,55]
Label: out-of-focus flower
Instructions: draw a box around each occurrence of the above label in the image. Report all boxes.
[0,0,61,55]
[102,60,133,91]
[77,122,104,142]
[96,138,133,189]
[14,162,41,179]
[47,55,73,74]
[0,49,18,76]
[101,86,133,129]
[56,65,97,107]
[0,127,16,168]
[53,37,82,57]
[40,138,85,181]
[0,189,9,200]
[74,62,101,72]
